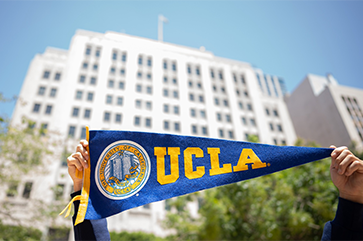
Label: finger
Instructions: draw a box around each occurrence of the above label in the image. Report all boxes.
[76,143,89,161]
[80,139,89,149]
[332,146,348,169]
[67,155,83,172]
[345,160,363,176]
[73,152,89,169]
[337,151,355,175]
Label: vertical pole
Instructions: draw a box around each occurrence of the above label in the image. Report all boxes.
[158,15,163,42]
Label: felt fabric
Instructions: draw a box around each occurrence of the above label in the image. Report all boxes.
[74,130,333,224]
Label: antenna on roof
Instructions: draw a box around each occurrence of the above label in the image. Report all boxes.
[158,15,168,42]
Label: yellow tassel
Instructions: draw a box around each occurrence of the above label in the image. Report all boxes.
[59,195,82,218]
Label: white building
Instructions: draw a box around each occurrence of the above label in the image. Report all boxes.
[286,74,363,151]
[8,29,296,238]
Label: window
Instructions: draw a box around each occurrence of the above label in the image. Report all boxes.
[174,106,179,115]
[250,118,256,126]
[241,75,246,84]
[197,83,202,89]
[147,73,152,80]
[6,182,18,197]
[50,88,57,97]
[119,82,125,90]
[217,113,222,121]
[33,103,41,113]
[38,86,46,96]
[147,86,152,94]
[187,65,191,74]
[210,70,215,79]
[45,105,53,115]
[135,100,141,108]
[265,108,270,116]
[189,93,194,101]
[189,81,193,87]
[247,103,252,111]
[241,117,247,125]
[76,91,83,100]
[22,182,33,199]
[221,87,225,93]
[85,46,91,55]
[214,98,219,105]
[273,139,278,145]
[213,85,217,91]
[117,97,123,106]
[175,122,180,132]
[163,76,168,83]
[199,95,204,103]
[72,107,79,117]
[146,101,152,110]
[93,64,98,71]
[277,124,283,132]
[228,131,234,139]
[68,126,76,137]
[95,49,101,57]
[163,61,168,70]
[106,95,113,104]
[192,125,197,134]
[134,116,140,126]
[108,80,114,88]
[147,58,152,67]
[219,129,224,138]
[120,68,125,75]
[233,74,237,82]
[164,104,169,113]
[82,62,88,69]
[172,62,177,71]
[239,102,243,109]
[79,75,86,83]
[173,78,178,84]
[164,121,169,130]
[173,91,179,99]
[244,91,249,97]
[196,67,200,76]
[137,72,142,78]
[84,109,91,119]
[110,67,116,74]
[43,71,50,79]
[236,90,240,96]
[219,71,223,80]
[202,127,208,135]
[104,112,111,122]
[273,109,279,117]
[145,118,152,128]
[112,52,117,60]
[223,100,229,107]
[87,92,94,101]
[80,127,87,139]
[136,85,142,92]
[138,56,143,65]
[191,108,196,117]
[122,53,127,62]
[269,123,274,131]
[115,114,122,123]
[226,114,231,122]
[163,89,169,97]
[54,72,61,81]
[40,123,48,135]
[200,110,206,118]
[90,77,97,85]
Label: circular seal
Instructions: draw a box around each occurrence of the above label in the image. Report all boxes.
[95,140,150,200]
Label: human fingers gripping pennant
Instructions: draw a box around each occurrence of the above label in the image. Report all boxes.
[62,129,333,225]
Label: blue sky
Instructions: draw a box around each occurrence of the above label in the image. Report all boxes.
[1,1,362,119]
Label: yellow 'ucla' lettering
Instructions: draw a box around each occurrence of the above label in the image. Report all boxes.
[155,147,180,185]
[233,148,267,172]
[208,148,232,176]
[184,147,205,179]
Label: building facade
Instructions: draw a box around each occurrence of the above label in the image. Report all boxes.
[286,74,363,151]
[8,30,296,237]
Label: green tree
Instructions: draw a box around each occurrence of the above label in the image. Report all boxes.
[164,139,337,240]
[110,231,166,241]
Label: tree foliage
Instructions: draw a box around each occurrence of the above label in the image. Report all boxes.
[0,221,42,241]
[164,139,338,240]
[110,231,166,241]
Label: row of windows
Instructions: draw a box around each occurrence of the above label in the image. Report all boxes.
[112,50,127,62]
[69,126,88,139]
[218,129,234,139]
[38,86,57,97]
[163,60,177,71]
[33,103,53,115]
[191,108,206,118]
[164,76,178,85]
[138,55,152,67]
[189,93,204,103]
[75,90,94,102]
[136,84,153,94]
[210,69,224,80]
[71,107,92,119]
[233,73,246,85]
[136,100,152,110]
[108,80,125,90]
[81,62,98,71]
[164,104,180,115]
[241,117,256,127]
[42,70,62,81]
[85,46,101,58]
[137,71,152,80]
[163,88,179,99]
[269,123,283,132]
[191,125,208,136]
[6,181,33,199]
[105,95,124,106]
[187,64,201,76]
[265,108,279,117]
[188,80,203,89]
[164,121,181,132]
[109,66,126,76]
[79,75,97,85]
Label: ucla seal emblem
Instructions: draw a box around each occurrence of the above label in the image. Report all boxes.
[95,140,151,200]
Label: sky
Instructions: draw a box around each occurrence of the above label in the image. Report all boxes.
[0,0,362,119]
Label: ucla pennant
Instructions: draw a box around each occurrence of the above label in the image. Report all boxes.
[60,128,333,226]
[95,140,150,200]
